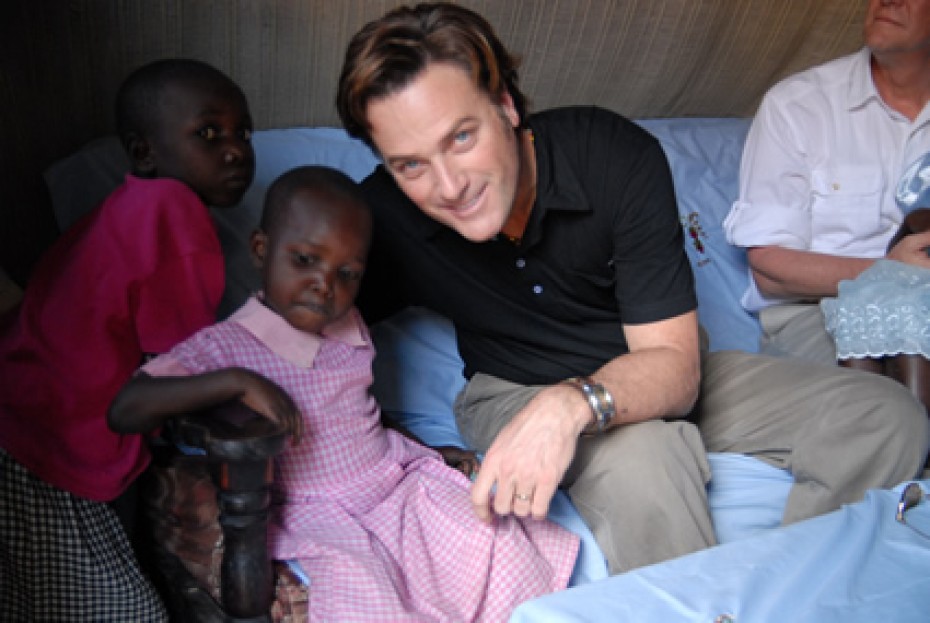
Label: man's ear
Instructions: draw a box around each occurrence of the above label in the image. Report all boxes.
[250,228,268,269]
[126,132,156,176]
[499,91,520,129]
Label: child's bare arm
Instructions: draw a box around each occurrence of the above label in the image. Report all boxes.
[888,208,930,252]
[108,367,303,443]
[434,446,480,478]
[382,414,480,477]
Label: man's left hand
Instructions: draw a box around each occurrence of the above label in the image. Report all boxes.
[469,382,590,521]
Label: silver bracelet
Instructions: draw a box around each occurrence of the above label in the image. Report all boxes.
[563,376,616,435]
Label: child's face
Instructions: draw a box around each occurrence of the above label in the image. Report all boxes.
[145,77,255,207]
[252,190,371,335]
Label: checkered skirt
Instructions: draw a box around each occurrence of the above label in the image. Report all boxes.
[0,449,168,621]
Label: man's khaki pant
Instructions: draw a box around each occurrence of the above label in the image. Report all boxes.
[454,351,928,574]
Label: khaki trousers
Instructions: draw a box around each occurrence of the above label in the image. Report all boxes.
[454,351,928,574]
[758,303,836,364]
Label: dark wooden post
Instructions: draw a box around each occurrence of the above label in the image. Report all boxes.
[168,400,289,620]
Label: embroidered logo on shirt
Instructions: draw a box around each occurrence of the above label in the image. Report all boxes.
[681,212,711,267]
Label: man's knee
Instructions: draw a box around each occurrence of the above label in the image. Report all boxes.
[567,420,714,572]
[872,379,928,464]
[831,372,928,470]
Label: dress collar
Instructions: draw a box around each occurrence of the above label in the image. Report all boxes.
[228,296,366,368]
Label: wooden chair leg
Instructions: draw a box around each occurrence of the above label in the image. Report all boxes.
[839,357,885,375]
[147,400,289,622]
[212,458,276,619]
[885,354,930,414]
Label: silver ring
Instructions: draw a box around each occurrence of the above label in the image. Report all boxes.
[514,492,533,502]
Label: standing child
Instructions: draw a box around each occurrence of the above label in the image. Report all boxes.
[0,58,256,621]
[109,165,579,622]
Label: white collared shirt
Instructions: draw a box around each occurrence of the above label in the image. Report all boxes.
[723,47,930,311]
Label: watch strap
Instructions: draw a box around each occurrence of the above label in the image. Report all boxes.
[563,376,616,435]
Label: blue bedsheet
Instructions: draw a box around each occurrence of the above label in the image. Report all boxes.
[511,481,930,622]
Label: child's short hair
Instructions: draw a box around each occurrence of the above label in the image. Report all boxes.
[115,58,243,146]
[260,166,371,234]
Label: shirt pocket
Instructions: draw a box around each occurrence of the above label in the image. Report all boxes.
[810,166,883,251]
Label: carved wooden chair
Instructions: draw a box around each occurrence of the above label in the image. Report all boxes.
[141,400,307,622]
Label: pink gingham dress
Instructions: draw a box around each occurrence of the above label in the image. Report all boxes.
[147,297,578,622]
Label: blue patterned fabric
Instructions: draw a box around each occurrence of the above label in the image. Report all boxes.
[823,259,930,359]
[896,151,930,212]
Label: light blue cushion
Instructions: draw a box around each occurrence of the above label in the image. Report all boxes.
[637,118,761,353]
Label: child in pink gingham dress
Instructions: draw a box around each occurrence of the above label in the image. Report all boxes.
[111,166,579,622]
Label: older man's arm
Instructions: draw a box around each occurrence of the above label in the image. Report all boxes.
[747,246,874,300]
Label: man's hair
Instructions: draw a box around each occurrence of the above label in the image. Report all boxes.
[336,2,527,147]
[115,58,242,146]
[260,165,371,236]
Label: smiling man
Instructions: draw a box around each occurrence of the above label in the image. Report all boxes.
[338,2,928,574]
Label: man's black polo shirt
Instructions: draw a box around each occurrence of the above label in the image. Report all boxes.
[359,106,696,386]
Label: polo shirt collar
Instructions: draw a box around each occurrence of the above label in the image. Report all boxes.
[229,295,366,368]
[521,120,590,248]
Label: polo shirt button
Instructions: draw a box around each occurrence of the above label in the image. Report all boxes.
[532,284,543,295]
[516,258,526,269]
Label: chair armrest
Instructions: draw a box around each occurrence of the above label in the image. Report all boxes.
[168,399,289,461]
[161,400,289,621]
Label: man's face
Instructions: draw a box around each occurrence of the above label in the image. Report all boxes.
[864,0,930,57]
[366,63,522,243]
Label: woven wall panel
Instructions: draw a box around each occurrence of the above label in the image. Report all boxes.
[0,0,867,281]
[4,0,867,128]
